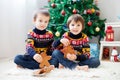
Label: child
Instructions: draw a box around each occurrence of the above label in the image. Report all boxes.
[52,14,100,71]
[14,9,54,70]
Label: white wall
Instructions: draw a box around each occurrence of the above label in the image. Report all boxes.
[0,0,48,59]
[0,0,120,58]
[0,0,36,58]
[0,0,25,58]
[98,0,120,22]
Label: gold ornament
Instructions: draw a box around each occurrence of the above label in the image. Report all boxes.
[91,8,95,13]
[55,31,60,37]
[95,27,100,32]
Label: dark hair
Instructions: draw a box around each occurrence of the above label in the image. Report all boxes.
[67,14,85,30]
[33,8,50,20]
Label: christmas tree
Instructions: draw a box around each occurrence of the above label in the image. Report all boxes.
[46,0,106,40]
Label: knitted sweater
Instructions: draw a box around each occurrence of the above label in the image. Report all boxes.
[25,28,54,58]
[53,32,90,61]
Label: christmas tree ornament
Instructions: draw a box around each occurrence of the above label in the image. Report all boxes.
[95,27,100,32]
[96,10,100,16]
[83,10,87,14]
[91,8,95,13]
[105,26,114,41]
[87,21,92,26]
[87,9,92,14]
[72,8,77,14]
[110,47,119,62]
[61,10,66,16]
[55,31,60,37]
[51,3,56,8]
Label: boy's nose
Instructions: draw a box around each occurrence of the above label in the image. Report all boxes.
[41,22,45,25]
[41,22,44,24]
[73,25,77,28]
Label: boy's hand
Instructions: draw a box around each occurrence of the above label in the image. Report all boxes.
[33,54,43,63]
[66,53,77,61]
[60,38,70,46]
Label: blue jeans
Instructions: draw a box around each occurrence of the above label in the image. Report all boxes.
[51,50,100,69]
[14,54,54,69]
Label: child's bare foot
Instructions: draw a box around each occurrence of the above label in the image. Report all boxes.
[59,64,64,69]
[76,65,89,71]
[33,69,42,75]
[49,65,55,70]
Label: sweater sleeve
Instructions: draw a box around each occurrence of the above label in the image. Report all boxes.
[52,39,61,48]
[25,33,36,58]
[26,46,36,57]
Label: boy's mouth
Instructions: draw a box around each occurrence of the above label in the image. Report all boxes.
[40,26,45,28]
[73,30,78,32]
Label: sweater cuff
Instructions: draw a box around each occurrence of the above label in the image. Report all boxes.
[76,54,88,61]
[52,39,62,48]
[26,46,36,58]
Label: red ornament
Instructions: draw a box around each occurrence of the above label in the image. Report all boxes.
[87,21,92,26]
[49,34,53,38]
[51,3,56,8]
[61,10,66,16]
[105,26,114,41]
[87,9,92,14]
[96,11,100,16]
[72,9,77,14]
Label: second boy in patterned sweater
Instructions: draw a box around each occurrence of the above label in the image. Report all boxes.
[14,9,54,70]
[52,14,100,71]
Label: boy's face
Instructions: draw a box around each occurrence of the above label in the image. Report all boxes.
[34,13,50,30]
[69,20,82,35]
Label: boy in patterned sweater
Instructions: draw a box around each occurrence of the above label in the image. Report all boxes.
[14,9,54,69]
[52,14,100,71]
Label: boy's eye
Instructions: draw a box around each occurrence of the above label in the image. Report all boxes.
[45,21,48,23]
[71,24,74,26]
[39,20,42,22]
[77,24,80,26]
